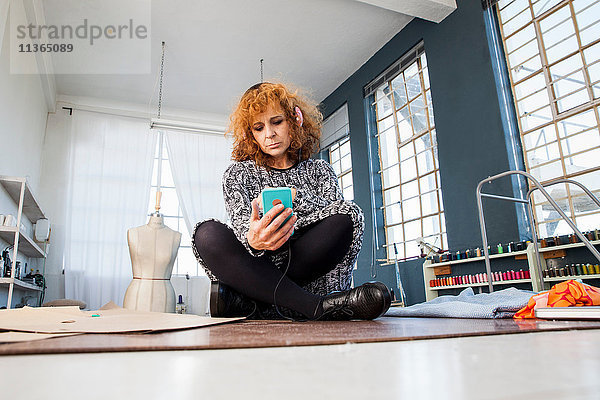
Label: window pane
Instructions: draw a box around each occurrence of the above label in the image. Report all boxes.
[421,191,440,216]
[574,170,600,191]
[419,173,437,193]
[378,114,395,134]
[502,8,532,37]
[161,159,174,187]
[505,24,536,55]
[526,142,560,167]
[175,248,199,276]
[556,85,590,114]
[422,215,440,237]
[383,167,400,187]
[384,186,401,205]
[376,93,393,120]
[508,36,540,71]
[340,140,351,156]
[520,105,552,131]
[397,111,414,142]
[560,128,600,156]
[530,159,563,181]
[163,216,181,232]
[565,148,600,174]
[574,213,600,231]
[557,108,597,137]
[343,187,354,201]
[341,173,353,191]
[499,0,528,22]
[414,132,432,153]
[340,154,352,173]
[410,96,428,133]
[512,54,543,82]
[151,160,158,186]
[385,203,402,225]
[401,180,419,201]
[403,220,421,242]
[583,42,600,66]
[417,149,435,175]
[399,142,414,161]
[160,188,180,216]
[522,125,558,148]
[325,110,354,204]
[400,157,418,181]
[380,130,398,170]
[532,0,562,17]
[427,91,435,127]
[402,197,420,220]
[332,161,341,175]
[330,147,340,163]
[517,89,550,117]
[514,72,546,102]
[391,74,408,109]
[387,225,403,246]
[575,0,600,46]
[405,65,421,99]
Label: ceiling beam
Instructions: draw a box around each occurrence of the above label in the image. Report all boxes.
[352,0,456,23]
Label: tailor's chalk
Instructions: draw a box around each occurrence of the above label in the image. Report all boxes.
[91,314,101,317]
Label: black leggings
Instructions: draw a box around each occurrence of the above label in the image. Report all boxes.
[193,214,354,318]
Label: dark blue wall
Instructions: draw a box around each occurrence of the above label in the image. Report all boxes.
[321,0,522,304]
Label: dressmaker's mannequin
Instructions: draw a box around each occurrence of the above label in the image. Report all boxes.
[123,195,182,312]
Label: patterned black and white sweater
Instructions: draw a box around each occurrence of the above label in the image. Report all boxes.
[192,158,365,296]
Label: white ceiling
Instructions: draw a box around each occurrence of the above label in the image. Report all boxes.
[37,0,455,116]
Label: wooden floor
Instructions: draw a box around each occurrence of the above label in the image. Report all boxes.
[2,316,600,355]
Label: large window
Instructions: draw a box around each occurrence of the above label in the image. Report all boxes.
[322,105,354,201]
[497,0,600,237]
[329,137,354,201]
[366,44,446,261]
[148,132,200,276]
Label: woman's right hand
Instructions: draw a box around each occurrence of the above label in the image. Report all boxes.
[247,198,297,251]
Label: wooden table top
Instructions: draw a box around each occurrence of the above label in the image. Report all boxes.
[2,316,600,356]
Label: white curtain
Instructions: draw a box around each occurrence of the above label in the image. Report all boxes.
[65,110,156,310]
[164,130,231,234]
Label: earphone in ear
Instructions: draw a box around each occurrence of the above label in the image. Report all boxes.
[294,106,303,127]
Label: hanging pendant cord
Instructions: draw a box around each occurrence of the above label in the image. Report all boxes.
[260,58,264,82]
[157,41,166,119]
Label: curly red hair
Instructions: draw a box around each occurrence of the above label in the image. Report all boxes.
[228,82,323,168]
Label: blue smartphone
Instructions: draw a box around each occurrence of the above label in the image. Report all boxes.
[262,187,293,227]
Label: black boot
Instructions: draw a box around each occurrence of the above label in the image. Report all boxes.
[210,281,264,319]
[317,282,391,321]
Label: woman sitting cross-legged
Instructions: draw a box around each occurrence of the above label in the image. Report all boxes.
[192,82,391,320]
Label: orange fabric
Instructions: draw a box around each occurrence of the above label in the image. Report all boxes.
[514,280,600,319]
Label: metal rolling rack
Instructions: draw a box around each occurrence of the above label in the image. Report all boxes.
[476,170,600,293]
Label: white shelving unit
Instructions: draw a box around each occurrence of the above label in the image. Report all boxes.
[432,278,532,291]
[423,240,600,301]
[533,239,600,291]
[423,247,533,301]
[0,176,47,308]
